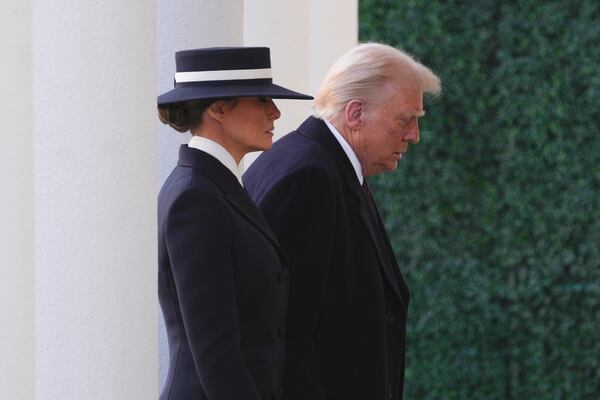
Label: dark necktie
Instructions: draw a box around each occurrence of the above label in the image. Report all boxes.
[362,180,379,221]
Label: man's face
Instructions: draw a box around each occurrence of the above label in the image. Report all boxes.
[352,80,424,176]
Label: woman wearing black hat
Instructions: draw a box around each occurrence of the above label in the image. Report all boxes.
[157,47,311,400]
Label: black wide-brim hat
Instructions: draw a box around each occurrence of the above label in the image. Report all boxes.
[157,47,313,106]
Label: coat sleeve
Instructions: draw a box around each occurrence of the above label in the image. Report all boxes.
[164,187,261,400]
[254,166,336,400]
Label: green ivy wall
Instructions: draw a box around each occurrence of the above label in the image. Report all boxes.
[359,1,600,398]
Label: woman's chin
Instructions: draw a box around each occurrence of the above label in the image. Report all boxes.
[245,143,272,155]
[258,141,274,151]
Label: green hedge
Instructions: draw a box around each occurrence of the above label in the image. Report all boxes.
[359,1,600,398]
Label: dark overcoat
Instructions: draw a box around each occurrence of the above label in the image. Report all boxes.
[243,117,410,400]
[158,145,289,400]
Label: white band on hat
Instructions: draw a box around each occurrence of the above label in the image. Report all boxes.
[175,68,272,83]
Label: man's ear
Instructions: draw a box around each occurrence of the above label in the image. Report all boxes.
[345,100,364,130]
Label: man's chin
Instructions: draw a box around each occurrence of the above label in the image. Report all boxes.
[368,162,398,176]
[387,161,399,173]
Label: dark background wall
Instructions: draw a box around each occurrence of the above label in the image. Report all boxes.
[359,1,600,398]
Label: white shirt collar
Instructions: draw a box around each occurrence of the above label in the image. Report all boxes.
[188,136,244,186]
[323,119,364,185]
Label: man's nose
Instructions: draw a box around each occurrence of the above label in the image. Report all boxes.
[405,119,419,144]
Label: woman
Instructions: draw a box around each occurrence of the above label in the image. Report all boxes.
[157,47,312,400]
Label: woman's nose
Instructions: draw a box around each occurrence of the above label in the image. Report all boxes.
[268,100,281,120]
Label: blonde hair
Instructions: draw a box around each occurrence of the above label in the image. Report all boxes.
[314,43,441,120]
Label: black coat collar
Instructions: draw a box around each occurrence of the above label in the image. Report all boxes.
[178,144,243,195]
[177,145,287,263]
[297,117,362,195]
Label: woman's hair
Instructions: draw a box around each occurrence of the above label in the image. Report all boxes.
[158,98,234,133]
[314,42,441,120]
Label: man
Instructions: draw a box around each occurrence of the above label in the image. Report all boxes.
[243,43,441,400]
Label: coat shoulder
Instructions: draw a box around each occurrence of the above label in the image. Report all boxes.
[244,130,338,190]
[158,165,229,227]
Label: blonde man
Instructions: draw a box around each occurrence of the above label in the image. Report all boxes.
[244,43,441,400]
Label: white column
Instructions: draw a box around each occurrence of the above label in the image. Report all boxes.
[33,1,157,398]
[157,0,245,389]
[244,0,311,145]
[243,0,358,165]
[307,0,359,94]
[0,1,34,399]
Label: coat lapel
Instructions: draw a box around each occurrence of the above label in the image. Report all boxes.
[297,117,407,306]
[363,182,410,308]
[223,193,288,263]
[177,145,287,263]
[357,191,407,308]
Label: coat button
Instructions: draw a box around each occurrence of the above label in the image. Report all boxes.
[387,384,393,399]
[266,331,276,342]
[385,312,396,325]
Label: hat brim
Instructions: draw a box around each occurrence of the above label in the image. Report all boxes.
[157,83,312,106]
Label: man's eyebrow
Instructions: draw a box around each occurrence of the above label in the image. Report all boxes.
[399,110,425,118]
